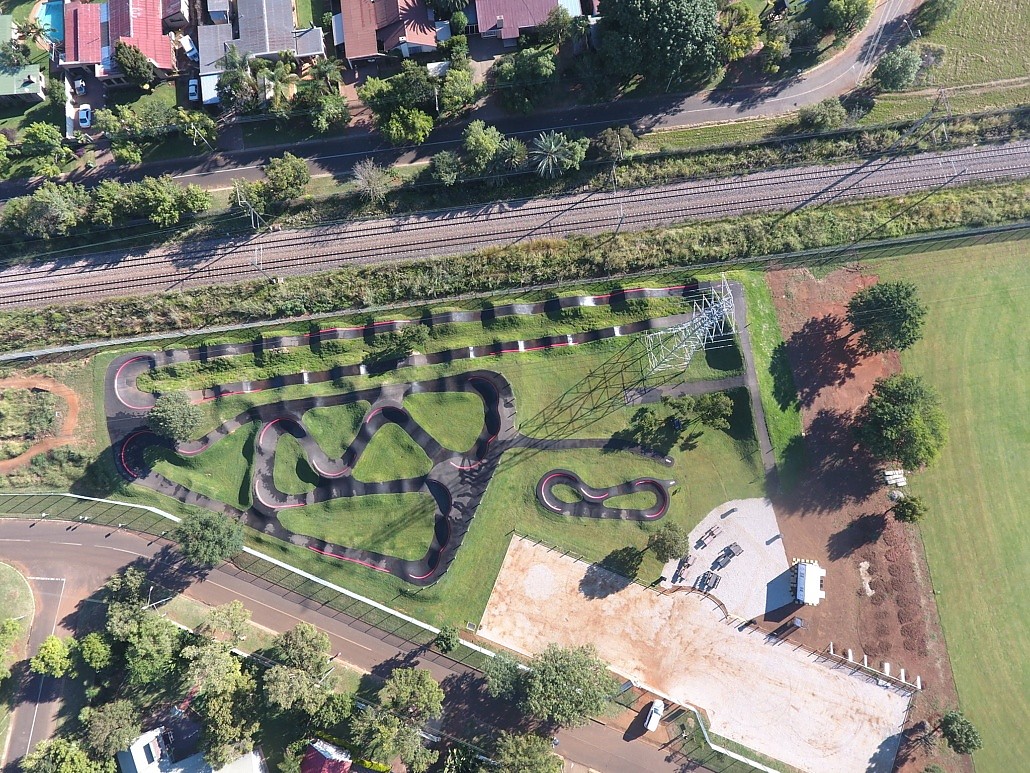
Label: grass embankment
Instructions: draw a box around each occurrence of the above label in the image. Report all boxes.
[145,424,257,511]
[0,561,33,749]
[921,0,1030,84]
[402,392,484,453]
[7,179,1029,355]
[874,243,1028,773]
[352,424,433,483]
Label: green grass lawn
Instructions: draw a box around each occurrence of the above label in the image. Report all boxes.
[145,424,257,511]
[277,494,437,561]
[273,434,319,494]
[351,423,433,483]
[403,392,484,452]
[874,242,1028,773]
[922,0,1030,85]
[304,402,369,459]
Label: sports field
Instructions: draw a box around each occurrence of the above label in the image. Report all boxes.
[922,0,1030,85]
[874,240,1028,773]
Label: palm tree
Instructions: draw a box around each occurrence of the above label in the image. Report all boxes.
[15,19,48,46]
[529,130,574,178]
[266,61,299,117]
[488,137,527,186]
[308,56,342,96]
[571,15,593,53]
[219,44,250,76]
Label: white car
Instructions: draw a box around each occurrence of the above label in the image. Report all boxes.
[644,699,665,732]
[78,105,92,129]
[74,79,86,95]
[187,79,200,101]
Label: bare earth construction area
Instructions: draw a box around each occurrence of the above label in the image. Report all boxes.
[479,537,911,773]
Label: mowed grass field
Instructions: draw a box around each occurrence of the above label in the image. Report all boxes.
[875,241,1028,773]
[923,0,1030,85]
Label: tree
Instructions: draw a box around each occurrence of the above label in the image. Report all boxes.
[0,182,89,239]
[14,19,48,46]
[494,732,562,773]
[720,4,761,62]
[427,0,467,15]
[31,635,71,678]
[434,625,460,653]
[647,523,690,562]
[0,39,30,68]
[124,613,182,685]
[940,710,983,754]
[760,22,792,75]
[148,391,202,443]
[196,669,259,768]
[177,109,218,148]
[539,6,573,47]
[273,622,331,676]
[175,511,244,567]
[440,66,476,115]
[484,651,526,699]
[892,495,928,523]
[264,152,310,202]
[78,632,112,672]
[114,42,157,87]
[916,0,960,32]
[855,375,948,469]
[846,280,927,353]
[217,45,259,114]
[352,158,391,204]
[529,130,588,178]
[875,47,921,91]
[450,10,468,34]
[22,739,103,773]
[692,392,733,430]
[81,700,141,757]
[826,0,873,35]
[199,600,251,643]
[797,97,848,131]
[379,668,444,723]
[128,176,211,228]
[592,126,635,161]
[308,56,342,95]
[265,61,299,118]
[430,150,462,186]
[492,137,528,177]
[183,641,244,696]
[524,644,618,727]
[263,664,330,716]
[350,707,437,773]
[21,121,67,161]
[494,48,556,113]
[632,405,666,449]
[309,93,350,133]
[380,106,434,145]
[462,120,503,175]
[600,0,720,88]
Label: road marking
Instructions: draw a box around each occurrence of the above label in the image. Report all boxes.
[25,578,65,763]
[26,577,64,582]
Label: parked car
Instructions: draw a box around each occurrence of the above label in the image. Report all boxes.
[187,79,199,101]
[74,79,86,96]
[78,105,92,129]
[644,699,665,732]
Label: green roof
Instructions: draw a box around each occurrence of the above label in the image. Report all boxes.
[0,15,44,97]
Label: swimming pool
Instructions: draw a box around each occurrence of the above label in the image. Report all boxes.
[35,1,65,45]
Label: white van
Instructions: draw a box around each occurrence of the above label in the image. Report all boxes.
[644,699,665,732]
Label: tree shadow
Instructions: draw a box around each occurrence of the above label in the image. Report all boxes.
[827,513,886,561]
[438,670,535,739]
[783,314,863,409]
[770,342,800,411]
[578,547,642,599]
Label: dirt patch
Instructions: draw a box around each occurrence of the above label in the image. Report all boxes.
[0,376,79,474]
[765,266,968,773]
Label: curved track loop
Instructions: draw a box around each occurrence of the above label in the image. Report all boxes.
[105,287,703,584]
[537,469,672,520]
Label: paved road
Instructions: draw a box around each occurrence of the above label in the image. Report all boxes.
[0,0,919,198]
[0,520,692,772]
[7,140,1028,311]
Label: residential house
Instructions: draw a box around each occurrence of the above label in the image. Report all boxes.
[299,740,352,773]
[473,0,589,44]
[60,0,175,84]
[206,0,230,25]
[196,0,326,104]
[334,0,438,65]
[116,728,266,773]
[0,15,45,106]
[162,0,191,30]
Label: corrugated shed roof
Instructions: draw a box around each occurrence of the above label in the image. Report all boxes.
[197,22,235,75]
[63,0,102,65]
[475,0,559,39]
[109,0,175,71]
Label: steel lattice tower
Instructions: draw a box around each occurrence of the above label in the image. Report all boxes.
[644,278,735,374]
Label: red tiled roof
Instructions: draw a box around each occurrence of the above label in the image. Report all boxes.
[109,0,175,71]
[475,0,559,39]
[341,0,382,60]
[300,743,351,773]
[63,1,102,65]
[380,0,436,51]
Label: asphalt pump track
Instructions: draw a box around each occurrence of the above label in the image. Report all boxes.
[104,284,725,584]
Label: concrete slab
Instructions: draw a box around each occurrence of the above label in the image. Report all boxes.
[480,537,910,773]
[661,498,791,620]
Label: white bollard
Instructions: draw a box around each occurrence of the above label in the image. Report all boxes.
[517,341,525,352]
[915,676,922,690]
[613,326,622,337]
[899,668,906,683]
[847,649,854,662]
[883,662,891,677]
[468,346,476,359]
[863,654,868,668]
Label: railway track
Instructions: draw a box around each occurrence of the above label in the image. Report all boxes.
[3,141,1028,310]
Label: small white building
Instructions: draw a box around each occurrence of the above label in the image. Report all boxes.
[117,728,265,773]
[792,558,826,606]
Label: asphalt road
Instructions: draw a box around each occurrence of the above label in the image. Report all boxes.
[0,0,919,199]
[0,520,693,772]
[7,140,1029,311]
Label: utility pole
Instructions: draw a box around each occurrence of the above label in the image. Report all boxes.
[234,180,267,231]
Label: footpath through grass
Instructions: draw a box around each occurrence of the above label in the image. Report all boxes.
[874,242,1028,773]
